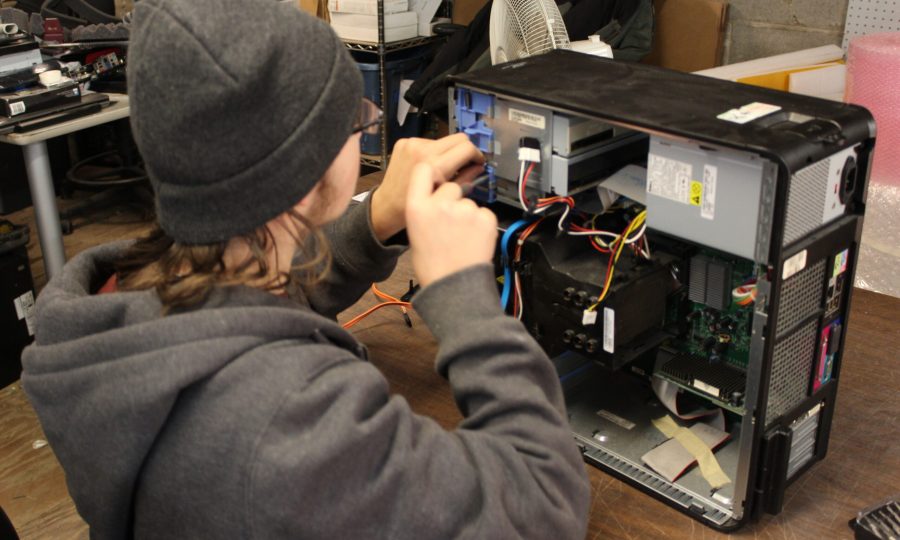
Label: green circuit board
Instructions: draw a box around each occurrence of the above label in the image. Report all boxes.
[683,251,757,371]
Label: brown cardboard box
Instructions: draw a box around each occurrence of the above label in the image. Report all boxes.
[452,0,727,73]
[298,0,331,22]
[115,0,134,18]
[452,0,488,25]
[643,0,728,72]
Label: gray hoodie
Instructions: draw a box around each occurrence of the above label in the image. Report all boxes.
[22,199,591,539]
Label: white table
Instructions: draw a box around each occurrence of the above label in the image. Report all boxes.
[0,93,130,279]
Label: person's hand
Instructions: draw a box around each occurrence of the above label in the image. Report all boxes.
[370,133,485,242]
[405,163,498,288]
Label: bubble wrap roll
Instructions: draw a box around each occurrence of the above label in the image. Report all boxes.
[846,32,900,187]
[847,32,900,297]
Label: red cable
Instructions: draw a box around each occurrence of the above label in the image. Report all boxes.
[521,162,536,207]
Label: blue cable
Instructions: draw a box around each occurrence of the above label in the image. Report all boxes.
[559,362,593,383]
[500,219,532,310]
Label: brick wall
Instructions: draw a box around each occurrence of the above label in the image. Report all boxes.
[723,0,849,63]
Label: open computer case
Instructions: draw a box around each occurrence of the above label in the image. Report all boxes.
[448,50,874,530]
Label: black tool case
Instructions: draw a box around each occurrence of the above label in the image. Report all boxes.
[449,50,875,530]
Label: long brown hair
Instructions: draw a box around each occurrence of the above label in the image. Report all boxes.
[115,208,331,314]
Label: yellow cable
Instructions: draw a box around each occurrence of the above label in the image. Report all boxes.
[588,211,647,312]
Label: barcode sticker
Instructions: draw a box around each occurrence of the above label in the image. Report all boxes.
[603,307,615,353]
[10,101,25,116]
[701,164,717,220]
[14,291,35,336]
[508,108,546,130]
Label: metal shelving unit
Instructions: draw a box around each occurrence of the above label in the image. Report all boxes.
[344,36,436,53]
[340,0,438,169]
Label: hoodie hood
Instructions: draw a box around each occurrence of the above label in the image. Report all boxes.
[21,242,364,539]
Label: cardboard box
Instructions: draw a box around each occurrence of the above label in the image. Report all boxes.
[450,0,727,72]
[115,0,134,18]
[452,0,488,25]
[298,0,331,22]
[643,0,727,72]
[328,0,408,15]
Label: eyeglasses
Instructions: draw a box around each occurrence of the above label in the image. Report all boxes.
[351,98,383,135]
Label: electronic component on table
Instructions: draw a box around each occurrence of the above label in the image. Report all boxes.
[851,495,900,540]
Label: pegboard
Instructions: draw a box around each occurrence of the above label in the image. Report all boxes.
[843,0,900,51]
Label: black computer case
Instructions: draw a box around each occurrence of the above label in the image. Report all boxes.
[0,222,35,388]
[448,50,874,530]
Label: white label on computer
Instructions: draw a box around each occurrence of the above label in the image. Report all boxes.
[603,307,615,353]
[10,101,25,116]
[14,290,35,336]
[693,379,720,398]
[596,409,635,430]
[508,108,545,130]
[782,249,808,280]
[647,153,691,204]
[717,102,781,124]
[701,164,717,220]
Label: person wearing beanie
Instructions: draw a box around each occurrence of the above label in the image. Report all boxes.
[21,0,591,538]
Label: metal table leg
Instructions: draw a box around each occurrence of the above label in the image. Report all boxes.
[23,141,65,280]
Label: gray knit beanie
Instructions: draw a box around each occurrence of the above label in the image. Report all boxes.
[128,0,363,244]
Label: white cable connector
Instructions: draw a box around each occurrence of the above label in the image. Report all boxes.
[518,147,541,163]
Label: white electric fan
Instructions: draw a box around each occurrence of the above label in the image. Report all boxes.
[488,0,613,65]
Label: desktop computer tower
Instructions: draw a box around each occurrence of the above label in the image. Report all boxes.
[449,50,874,530]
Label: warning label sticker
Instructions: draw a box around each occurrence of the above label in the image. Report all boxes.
[689,181,703,206]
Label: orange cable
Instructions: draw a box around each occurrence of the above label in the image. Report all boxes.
[342,301,411,329]
[342,284,412,329]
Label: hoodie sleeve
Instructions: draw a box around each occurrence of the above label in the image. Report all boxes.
[248,264,591,539]
[293,193,407,319]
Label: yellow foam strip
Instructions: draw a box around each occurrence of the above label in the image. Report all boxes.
[652,415,731,489]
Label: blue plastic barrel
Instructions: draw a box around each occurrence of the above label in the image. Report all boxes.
[351,45,432,156]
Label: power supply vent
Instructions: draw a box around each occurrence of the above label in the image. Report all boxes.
[766,320,818,425]
[776,259,826,337]
[787,404,822,479]
[784,159,830,246]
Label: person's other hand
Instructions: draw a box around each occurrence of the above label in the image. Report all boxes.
[370,133,484,242]
[405,163,498,287]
